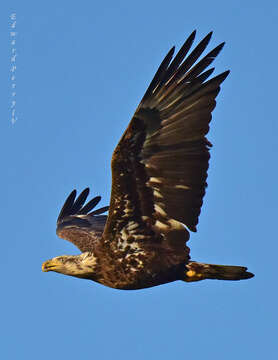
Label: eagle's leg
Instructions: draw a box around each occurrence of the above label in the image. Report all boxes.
[183,261,254,282]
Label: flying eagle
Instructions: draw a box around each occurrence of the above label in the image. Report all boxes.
[42,31,254,290]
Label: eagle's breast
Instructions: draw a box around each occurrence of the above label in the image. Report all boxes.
[92,238,186,289]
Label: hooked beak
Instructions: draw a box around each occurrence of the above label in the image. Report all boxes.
[42,259,60,272]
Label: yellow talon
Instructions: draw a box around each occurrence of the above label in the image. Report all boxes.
[186,270,196,277]
[185,269,204,282]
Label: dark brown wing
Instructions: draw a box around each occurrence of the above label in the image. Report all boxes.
[103,31,229,264]
[57,188,109,252]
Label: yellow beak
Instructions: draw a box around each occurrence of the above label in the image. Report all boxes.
[42,259,60,272]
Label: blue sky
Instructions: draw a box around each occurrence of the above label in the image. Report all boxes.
[1,1,277,359]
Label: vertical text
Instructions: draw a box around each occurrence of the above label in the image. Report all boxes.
[10,13,17,124]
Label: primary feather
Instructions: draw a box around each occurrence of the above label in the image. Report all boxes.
[56,188,108,252]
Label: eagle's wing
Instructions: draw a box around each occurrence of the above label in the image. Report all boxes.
[103,31,229,263]
[56,188,109,252]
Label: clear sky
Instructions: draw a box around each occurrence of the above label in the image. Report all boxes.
[1,1,277,359]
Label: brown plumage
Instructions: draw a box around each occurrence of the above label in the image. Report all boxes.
[42,31,254,290]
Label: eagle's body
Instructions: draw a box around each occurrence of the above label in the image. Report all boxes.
[42,31,254,289]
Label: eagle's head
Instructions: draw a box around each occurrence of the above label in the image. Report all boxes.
[42,252,97,279]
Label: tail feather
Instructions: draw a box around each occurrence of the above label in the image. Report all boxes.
[184,261,254,282]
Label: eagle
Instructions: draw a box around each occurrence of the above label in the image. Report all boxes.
[42,31,254,290]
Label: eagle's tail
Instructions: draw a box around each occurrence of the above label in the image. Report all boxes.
[184,261,254,282]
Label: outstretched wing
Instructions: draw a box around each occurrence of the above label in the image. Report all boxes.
[57,188,109,252]
[103,31,229,263]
